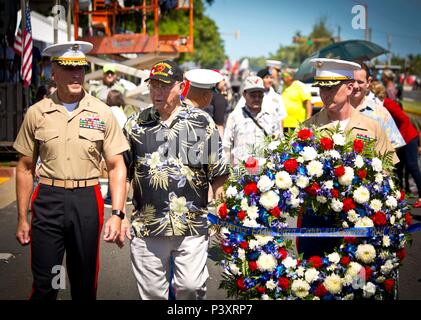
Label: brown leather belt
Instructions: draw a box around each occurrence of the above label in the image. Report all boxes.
[39,177,99,189]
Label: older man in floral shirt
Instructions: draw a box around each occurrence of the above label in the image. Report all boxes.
[120,60,229,300]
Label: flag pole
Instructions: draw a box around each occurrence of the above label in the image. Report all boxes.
[20,0,26,41]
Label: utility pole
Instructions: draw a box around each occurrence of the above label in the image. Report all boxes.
[387,33,392,66]
[337,25,341,42]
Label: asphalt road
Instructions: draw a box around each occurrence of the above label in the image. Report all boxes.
[403,89,421,102]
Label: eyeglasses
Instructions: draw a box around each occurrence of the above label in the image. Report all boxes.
[148,81,179,91]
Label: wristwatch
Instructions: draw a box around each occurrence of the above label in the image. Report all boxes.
[111,209,125,220]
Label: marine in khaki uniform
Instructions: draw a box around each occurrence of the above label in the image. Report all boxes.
[13,41,129,300]
[298,58,399,259]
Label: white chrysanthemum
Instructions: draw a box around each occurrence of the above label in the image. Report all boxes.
[324,274,343,294]
[296,175,310,188]
[331,199,344,212]
[257,175,274,192]
[356,244,377,264]
[267,140,280,151]
[355,217,374,227]
[332,133,346,146]
[243,218,260,228]
[291,279,310,299]
[323,180,334,190]
[275,171,293,190]
[247,206,259,220]
[386,196,397,209]
[255,235,273,246]
[257,253,277,272]
[226,185,238,199]
[296,266,305,277]
[382,236,391,247]
[353,186,370,204]
[363,282,377,298]
[249,239,259,250]
[395,210,402,219]
[313,296,321,300]
[261,294,271,300]
[238,248,246,261]
[390,216,396,225]
[327,264,338,271]
[290,186,300,198]
[259,191,280,210]
[265,279,277,290]
[343,274,354,286]
[380,260,394,275]
[369,199,383,212]
[375,173,384,185]
[372,158,383,172]
[354,155,364,168]
[379,251,390,260]
[328,252,341,264]
[304,268,320,283]
[306,160,324,177]
[297,156,305,163]
[339,167,355,186]
[347,210,359,223]
[240,198,249,211]
[267,162,275,170]
[317,196,328,204]
[342,221,349,228]
[229,263,240,275]
[282,256,297,269]
[288,197,300,208]
[347,262,363,277]
[301,146,318,161]
[329,150,341,160]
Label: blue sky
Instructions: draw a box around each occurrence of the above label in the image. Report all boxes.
[206,0,421,62]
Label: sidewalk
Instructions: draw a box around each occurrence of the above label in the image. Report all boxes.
[0,167,16,210]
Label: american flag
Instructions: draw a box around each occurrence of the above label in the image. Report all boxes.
[14,2,33,87]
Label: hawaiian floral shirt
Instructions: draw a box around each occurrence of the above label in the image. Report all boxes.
[123,103,229,237]
[356,92,406,149]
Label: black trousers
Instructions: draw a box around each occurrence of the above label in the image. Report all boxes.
[29,184,104,300]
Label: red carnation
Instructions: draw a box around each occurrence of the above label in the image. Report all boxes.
[249,261,258,271]
[244,182,258,196]
[405,212,412,226]
[245,156,259,174]
[334,166,345,177]
[372,211,387,226]
[270,206,281,218]
[236,277,247,291]
[314,283,328,297]
[357,169,367,180]
[331,189,339,198]
[218,203,228,219]
[297,128,313,140]
[343,198,356,212]
[362,266,373,281]
[344,236,357,244]
[320,137,334,150]
[308,256,323,269]
[383,279,395,293]
[239,241,249,249]
[284,158,298,174]
[305,182,321,196]
[278,277,289,290]
[400,190,405,201]
[353,139,364,153]
[221,245,233,254]
[238,210,246,221]
[278,248,288,260]
[397,248,406,261]
[256,286,266,294]
[340,256,351,266]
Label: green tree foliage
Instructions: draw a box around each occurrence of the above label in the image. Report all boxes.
[146,0,225,68]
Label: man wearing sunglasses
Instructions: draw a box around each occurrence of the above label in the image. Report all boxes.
[91,64,126,103]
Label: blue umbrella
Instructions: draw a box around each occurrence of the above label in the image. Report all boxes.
[295,40,388,83]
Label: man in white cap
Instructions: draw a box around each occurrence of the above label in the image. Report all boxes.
[297,58,398,259]
[13,41,129,300]
[223,76,282,166]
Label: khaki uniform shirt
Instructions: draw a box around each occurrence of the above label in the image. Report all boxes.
[304,107,399,164]
[13,91,130,180]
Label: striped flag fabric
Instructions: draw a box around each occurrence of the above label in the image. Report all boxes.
[13,2,33,87]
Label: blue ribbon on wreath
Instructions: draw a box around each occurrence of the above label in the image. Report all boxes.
[207,213,421,238]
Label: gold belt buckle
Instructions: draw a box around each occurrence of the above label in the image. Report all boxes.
[64,180,74,189]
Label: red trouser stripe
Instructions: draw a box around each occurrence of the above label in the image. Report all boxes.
[28,184,40,300]
[93,184,104,296]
